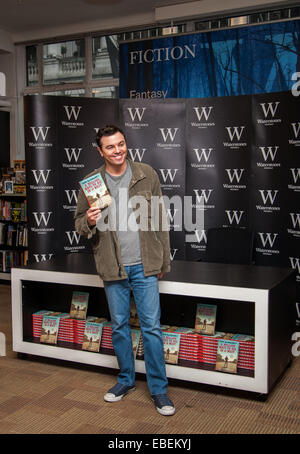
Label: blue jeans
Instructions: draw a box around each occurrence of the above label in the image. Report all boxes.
[103,263,168,395]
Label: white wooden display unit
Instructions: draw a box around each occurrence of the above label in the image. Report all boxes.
[11,254,295,396]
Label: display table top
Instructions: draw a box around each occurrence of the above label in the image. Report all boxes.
[15,253,294,291]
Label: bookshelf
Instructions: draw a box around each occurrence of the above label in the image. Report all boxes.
[0,193,28,280]
[11,254,295,397]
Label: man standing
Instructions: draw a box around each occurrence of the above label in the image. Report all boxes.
[74,125,175,416]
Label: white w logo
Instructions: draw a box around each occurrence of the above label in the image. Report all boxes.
[226,126,245,141]
[259,146,279,162]
[159,169,178,183]
[258,232,278,248]
[291,123,300,139]
[66,231,81,245]
[225,210,244,225]
[290,213,300,229]
[194,229,207,243]
[31,169,51,184]
[166,208,179,223]
[159,128,179,142]
[193,148,213,162]
[260,102,280,118]
[289,257,300,274]
[127,107,146,122]
[127,148,146,162]
[193,189,213,204]
[259,190,278,205]
[30,126,50,141]
[64,148,82,162]
[290,168,300,183]
[33,253,54,262]
[193,106,213,121]
[225,169,244,183]
[63,105,82,120]
[65,190,78,204]
[32,212,52,227]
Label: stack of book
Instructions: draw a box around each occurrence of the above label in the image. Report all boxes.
[198,332,255,371]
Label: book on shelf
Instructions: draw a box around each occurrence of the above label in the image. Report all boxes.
[194,303,217,335]
[13,160,25,172]
[131,328,141,359]
[163,331,180,365]
[70,291,89,319]
[82,320,104,352]
[40,315,60,344]
[79,172,112,209]
[215,339,239,374]
[129,298,140,327]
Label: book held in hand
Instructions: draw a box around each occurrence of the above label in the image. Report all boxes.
[79,172,112,209]
[70,291,89,320]
[215,339,239,374]
[194,303,217,335]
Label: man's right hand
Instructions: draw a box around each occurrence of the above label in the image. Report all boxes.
[86,206,101,226]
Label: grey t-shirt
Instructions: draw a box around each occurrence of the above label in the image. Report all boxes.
[105,162,142,266]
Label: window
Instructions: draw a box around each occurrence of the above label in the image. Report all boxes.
[26,45,38,87]
[92,86,119,98]
[92,35,119,80]
[44,89,86,97]
[43,39,86,85]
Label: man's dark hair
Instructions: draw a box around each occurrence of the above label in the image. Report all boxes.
[96,125,126,148]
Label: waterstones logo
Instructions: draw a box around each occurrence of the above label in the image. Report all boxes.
[157,128,181,149]
[190,229,207,252]
[191,106,215,129]
[31,212,54,234]
[288,168,300,191]
[191,148,215,170]
[257,102,281,126]
[125,107,149,129]
[61,105,84,128]
[256,190,280,213]
[159,168,180,190]
[128,148,147,162]
[288,213,300,237]
[223,169,246,191]
[64,231,85,252]
[62,148,84,170]
[166,208,181,231]
[33,253,54,263]
[29,126,53,149]
[225,210,244,226]
[256,232,279,256]
[170,249,178,261]
[289,257,300,281]
[63,189,79,212]
[289,122,300,146]
[223,126,247,149]
[30,169,53,191]
[257,146,281,170]
[192,189,214,210]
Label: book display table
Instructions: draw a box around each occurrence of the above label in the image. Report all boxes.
[11,253,295,396]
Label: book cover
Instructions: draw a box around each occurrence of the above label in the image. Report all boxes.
[163,332,180,365]
[215,339,239,374]
[131,328,141,359]
[70,291,89,320]
[79,172,112,209]
[82,321,104,352]
[194,304,217,335]
[40,315,60,344]
[129,298,140,327]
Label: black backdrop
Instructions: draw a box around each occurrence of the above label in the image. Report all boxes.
[24,93,300,328]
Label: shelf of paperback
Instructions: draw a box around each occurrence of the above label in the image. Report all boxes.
[11,256,294,395]
[0,194,28,277]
